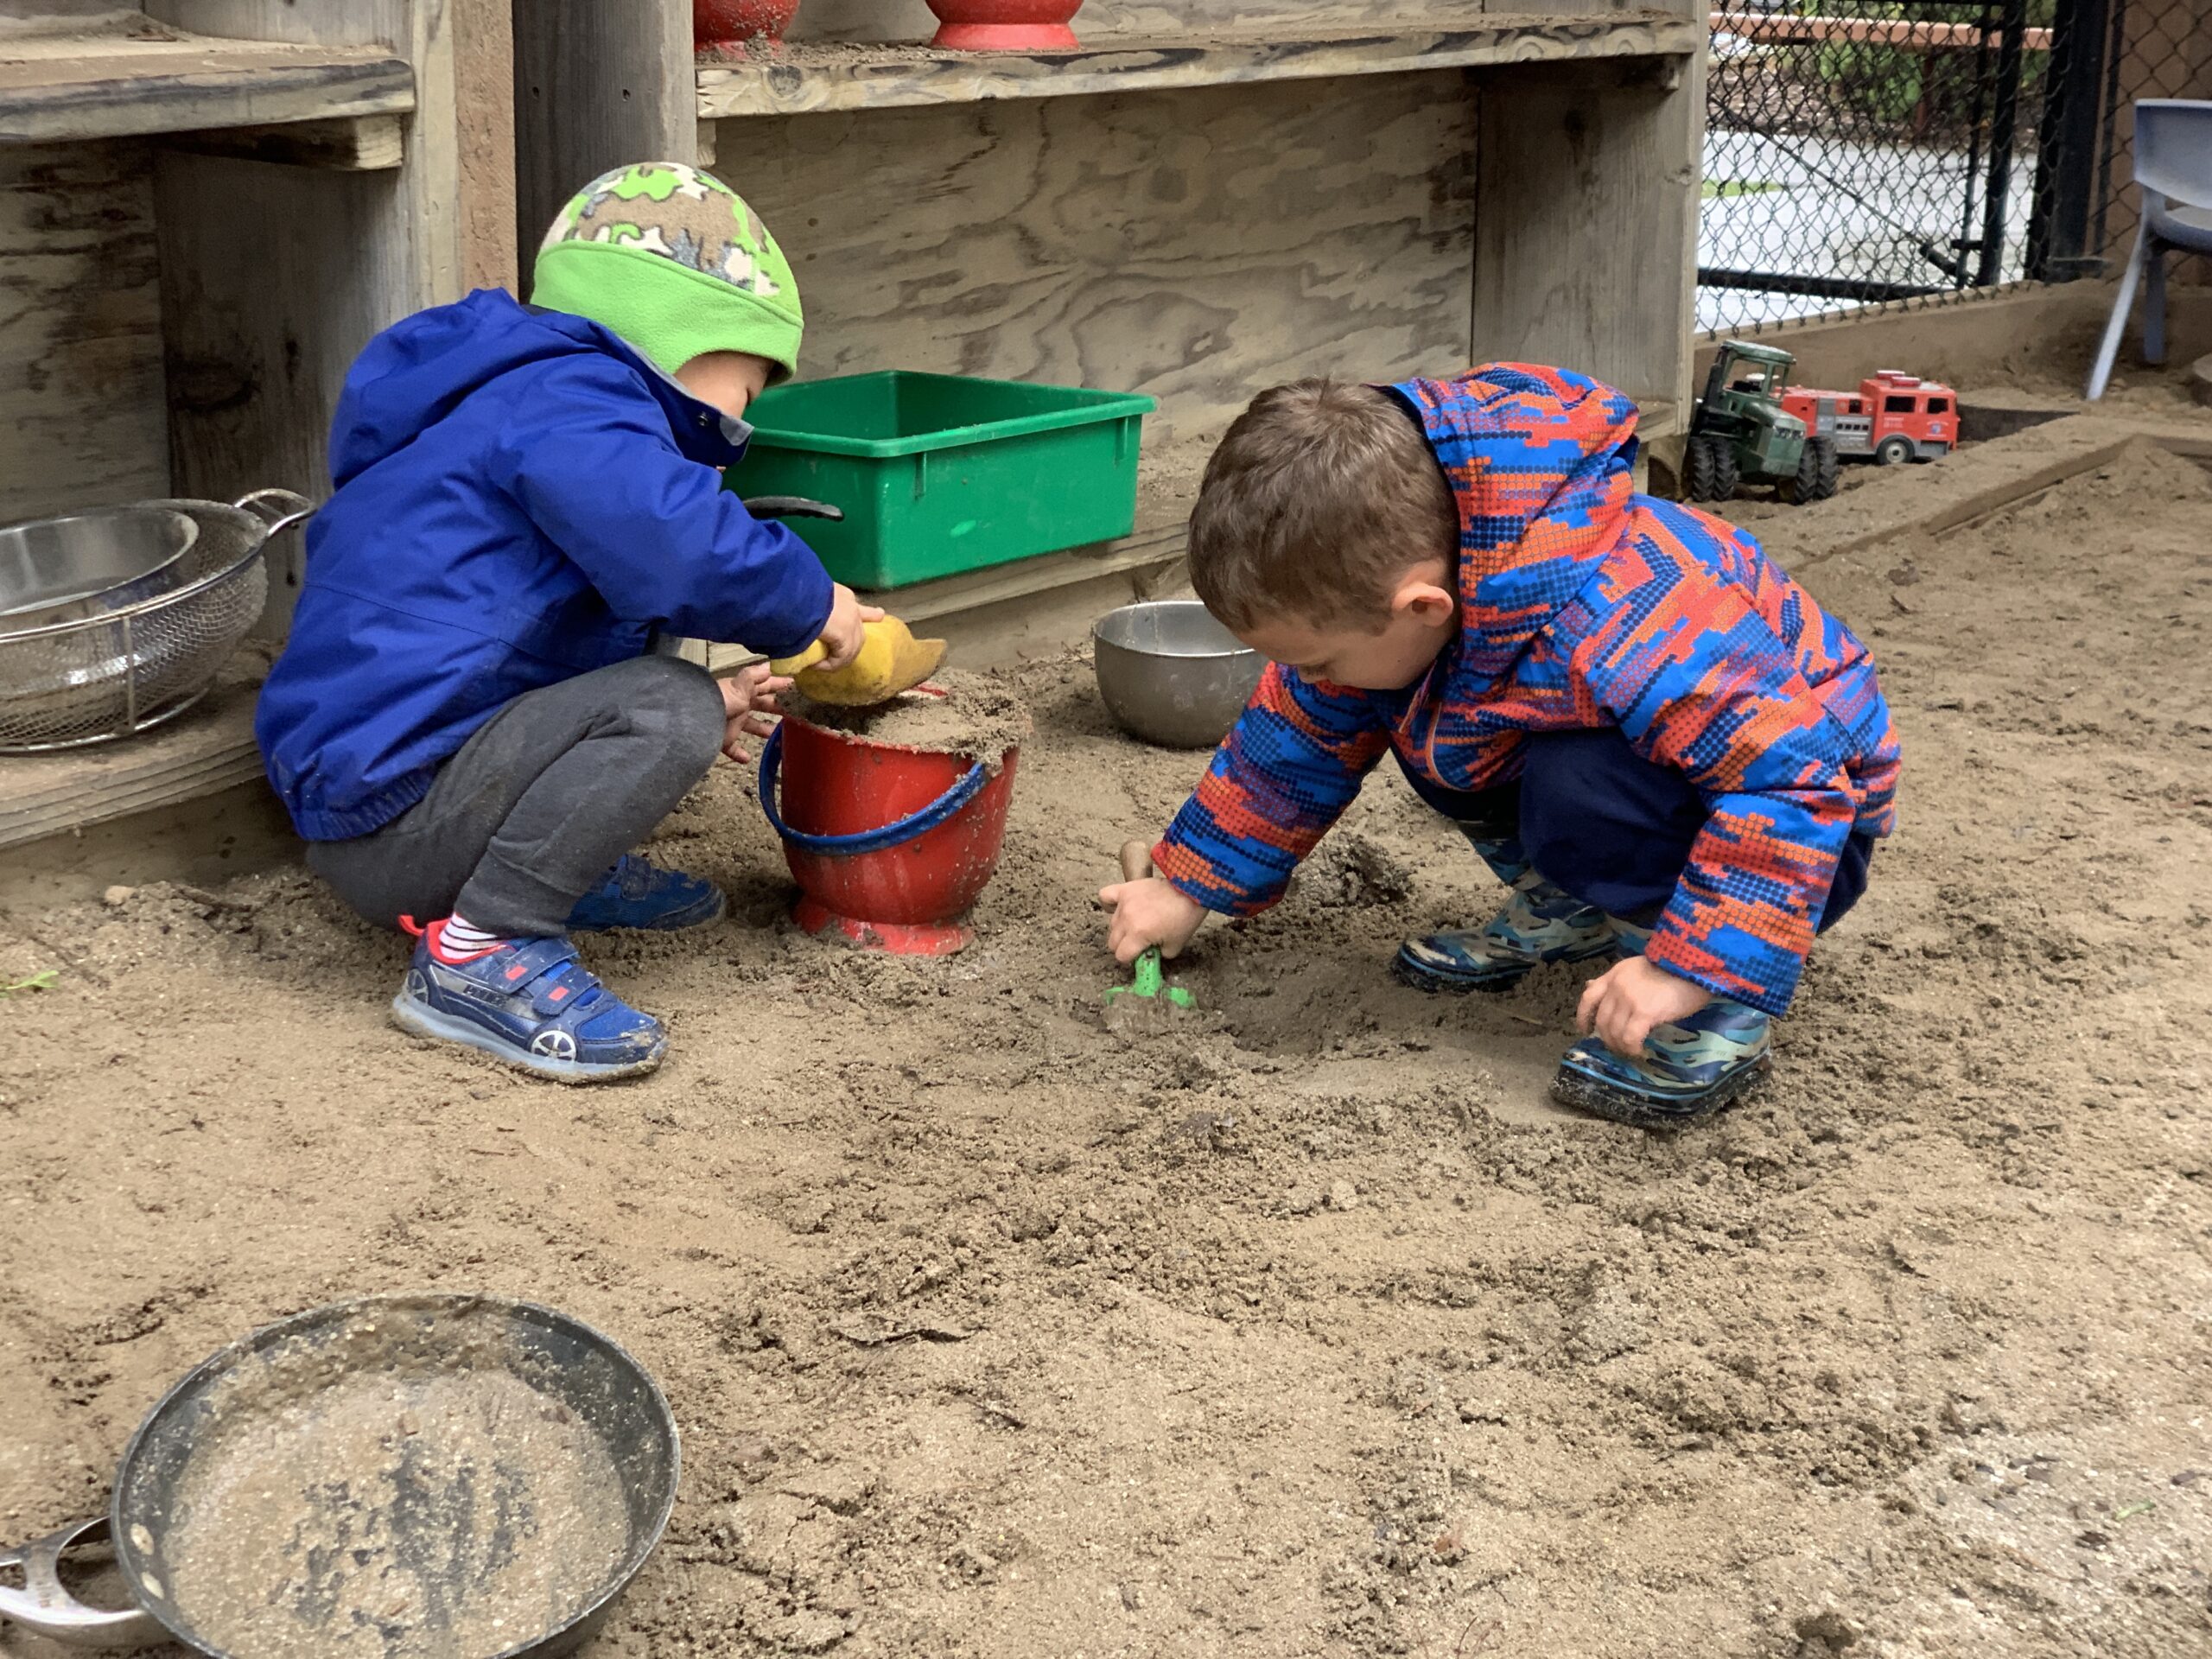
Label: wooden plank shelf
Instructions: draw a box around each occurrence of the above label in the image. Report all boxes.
[0,19,414,147]
[0,660,267,855]
[696,14,1704,118]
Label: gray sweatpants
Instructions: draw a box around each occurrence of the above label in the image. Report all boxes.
[308,654,726,938]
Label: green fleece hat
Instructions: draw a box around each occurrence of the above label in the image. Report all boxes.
[531,162,803,382]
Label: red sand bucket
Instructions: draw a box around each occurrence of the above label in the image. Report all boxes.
[758,700,1019,957]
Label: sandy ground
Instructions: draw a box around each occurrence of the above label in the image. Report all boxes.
[3,440,2210,1659]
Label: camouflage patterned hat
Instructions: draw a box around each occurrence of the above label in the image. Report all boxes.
[531,162,803,383]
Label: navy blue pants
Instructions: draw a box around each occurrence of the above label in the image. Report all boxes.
[1399,727,1874,931]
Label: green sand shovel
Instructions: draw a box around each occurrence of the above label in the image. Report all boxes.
[1104,840,1197,1031]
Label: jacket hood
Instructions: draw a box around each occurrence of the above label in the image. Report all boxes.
[327,288,743,487]
[1390,365,1641,685]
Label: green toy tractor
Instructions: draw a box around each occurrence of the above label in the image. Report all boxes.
[1684,340,1840,505]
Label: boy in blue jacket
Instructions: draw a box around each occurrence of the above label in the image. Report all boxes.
[258,162,875,1083]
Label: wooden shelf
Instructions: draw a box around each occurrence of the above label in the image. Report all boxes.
[0,17,414,147]
[1637,397,1684,439]
[0,659,266,855]
[697,15,1703,118]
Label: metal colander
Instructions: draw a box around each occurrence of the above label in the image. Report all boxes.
[0,488,314,753]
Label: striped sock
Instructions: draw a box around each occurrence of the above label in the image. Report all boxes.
[432,913,512,961]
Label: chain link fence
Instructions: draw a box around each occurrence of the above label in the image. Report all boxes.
[2084,0,2212,254]
[1699,0,2209,336]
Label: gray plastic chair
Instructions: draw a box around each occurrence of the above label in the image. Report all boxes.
[2087,99,2212,399]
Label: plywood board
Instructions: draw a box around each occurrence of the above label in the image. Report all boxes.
[789,2,1537,43]
[726,72,1477,461]
[0,15,411,144]
[699,15,1697,117]
[0,142,168,524]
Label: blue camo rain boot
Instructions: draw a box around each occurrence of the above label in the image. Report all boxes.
[567,854,726,932]
[392,919,666,1083]
[1394,835,1617,993]
[1549,919,1771,1127]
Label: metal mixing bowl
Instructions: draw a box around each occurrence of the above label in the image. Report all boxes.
[0,505,199,626]
[1092,599,1264,749]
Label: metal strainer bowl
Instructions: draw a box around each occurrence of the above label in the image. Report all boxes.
[0,489,313,753]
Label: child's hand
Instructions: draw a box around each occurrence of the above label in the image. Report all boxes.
[718,662,791,761]
[1576,956,1713,1057]
[817,584,886,672]
[1098,874,1206,965]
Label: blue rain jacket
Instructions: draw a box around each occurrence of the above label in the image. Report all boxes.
[257,289,834,841]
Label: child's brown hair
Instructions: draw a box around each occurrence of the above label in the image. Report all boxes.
[1186,379,1458,632]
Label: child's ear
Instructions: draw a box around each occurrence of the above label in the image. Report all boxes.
[1392,564,1457,626]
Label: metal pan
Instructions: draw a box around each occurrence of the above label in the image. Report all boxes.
[0,507,200,628]
[0,1294,679,1658]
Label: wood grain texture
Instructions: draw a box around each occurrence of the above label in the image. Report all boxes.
[1471,67,1699,410]
[0,143,169,524]
[698,15,1698,116]
[788,2,1564,43]
[150,1,468,634]
[162,112,406,170]
[513,0,694,273]
[453,0,518,291]
[0,660,264,851]
[724,73,1475,461]
[0,42,414,144]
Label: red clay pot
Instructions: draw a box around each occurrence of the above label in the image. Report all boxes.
[694,0,801,54]
[925,0,1084,51]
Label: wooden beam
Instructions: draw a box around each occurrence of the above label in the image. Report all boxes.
[0,39,413,145]
[1758,415,2212,570]
[162,113,405,171]
[512,0,695,276]
[1712,10,2053,50]
[697,16,1702,118]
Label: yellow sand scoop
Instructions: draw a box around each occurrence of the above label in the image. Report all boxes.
[771,615,948,707]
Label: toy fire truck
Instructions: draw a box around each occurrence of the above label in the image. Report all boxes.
[1780,370,1960,466]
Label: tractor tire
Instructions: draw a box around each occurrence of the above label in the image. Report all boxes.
[1874,435,1914,467]
[1782,436,1841,505]
[1812,435,1841,499]
[1683,434,1719,501]
[1707,441,1741,502]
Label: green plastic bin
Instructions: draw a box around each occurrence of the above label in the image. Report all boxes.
[726,371,1156,590]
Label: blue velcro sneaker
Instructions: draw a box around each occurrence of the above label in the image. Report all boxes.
[392,923,666,1083]
[1394,872,1618,993]
[567,854,726,932]
[1551,996,1772,1128]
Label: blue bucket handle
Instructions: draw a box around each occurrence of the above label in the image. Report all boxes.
[757,721,990,857]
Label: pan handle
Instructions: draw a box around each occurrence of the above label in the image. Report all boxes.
[740,495,845,522]
[231,487,317,537]
[0,1517,165,1649]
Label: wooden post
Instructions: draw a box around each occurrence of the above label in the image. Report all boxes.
[1471,0,1701,425]
[144,0,505,633]
[511,0,696,280]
